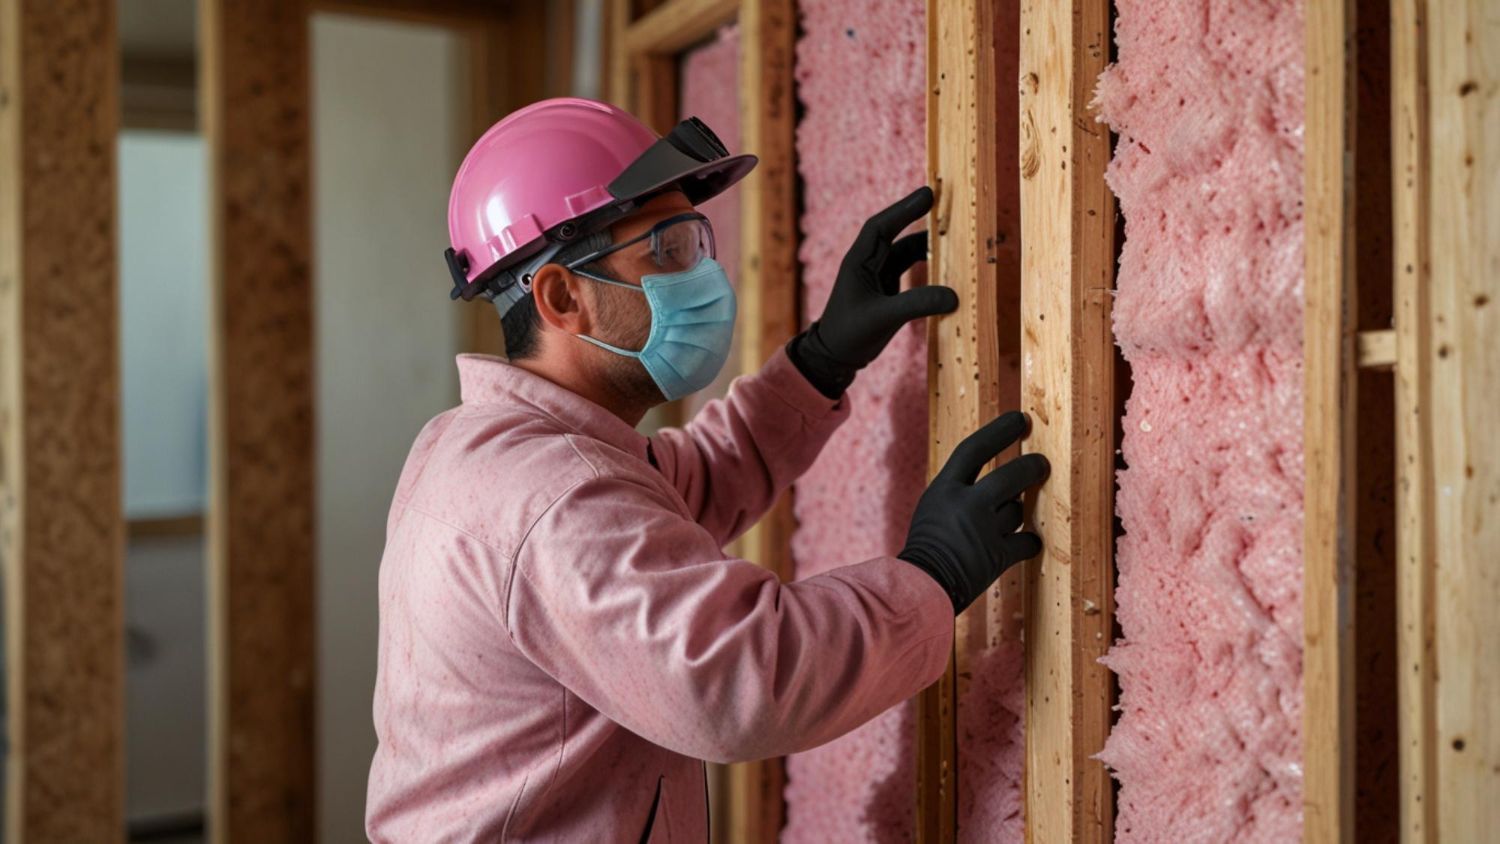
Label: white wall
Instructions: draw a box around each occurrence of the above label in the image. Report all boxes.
[119,131,208,519]
[312,14,465,842]
[118,130,210,830]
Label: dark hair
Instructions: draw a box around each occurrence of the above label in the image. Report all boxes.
[498,228,615,360]
[501,294,543,360]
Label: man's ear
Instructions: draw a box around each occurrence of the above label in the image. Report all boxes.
[529,264,592,335]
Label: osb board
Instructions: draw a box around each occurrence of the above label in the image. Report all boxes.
[0,1,125,839]
[201,1,317,839]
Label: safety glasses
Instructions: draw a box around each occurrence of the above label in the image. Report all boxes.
[563,212,716,282]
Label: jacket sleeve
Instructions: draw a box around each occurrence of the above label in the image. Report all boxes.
[504,470,954,765]
[647,345,851,547]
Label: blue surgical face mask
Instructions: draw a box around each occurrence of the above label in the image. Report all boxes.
[574,256,737,402]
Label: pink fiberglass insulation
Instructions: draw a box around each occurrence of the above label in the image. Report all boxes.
[679,26,742,419]
[783,1,1028,839]
[1095,2,1305,841]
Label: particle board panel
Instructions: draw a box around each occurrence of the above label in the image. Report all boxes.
[1421,0,1499,838]
[1304,0,1359,840]
[0,1,125,840]
[200,1,317,840]
[1016,0,1115,841]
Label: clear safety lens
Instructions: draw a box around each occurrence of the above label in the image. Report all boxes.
[650,215,716,273]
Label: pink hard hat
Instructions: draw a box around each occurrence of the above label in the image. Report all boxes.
[444,97,757,305]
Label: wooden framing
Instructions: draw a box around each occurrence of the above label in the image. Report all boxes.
[0,1,125,840]
[201,1,317,839]
[199,2,563,838]
[1304,0,1360,839]
[919,0,1007,837]
[608,1,800,839]
[1015,0,1117,840]
[1392,0,1500,839]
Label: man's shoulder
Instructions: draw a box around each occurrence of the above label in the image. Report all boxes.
[401,406,666,552]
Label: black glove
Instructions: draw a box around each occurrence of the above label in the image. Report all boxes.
[787,186,959,398]
[899,411,1050,614]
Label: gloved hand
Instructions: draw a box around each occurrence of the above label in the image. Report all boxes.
[899,411,1051,614]
[787,186,959,398]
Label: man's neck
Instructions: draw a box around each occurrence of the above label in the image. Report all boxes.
[511,355,651,428]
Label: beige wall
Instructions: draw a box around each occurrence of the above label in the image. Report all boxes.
[312,14,466,841]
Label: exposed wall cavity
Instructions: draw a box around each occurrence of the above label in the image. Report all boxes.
[783,1,931,838]
[1095,2,1306,840]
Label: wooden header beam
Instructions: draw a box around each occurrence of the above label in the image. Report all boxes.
[1016,0,1117,840]
[0,1,125,840]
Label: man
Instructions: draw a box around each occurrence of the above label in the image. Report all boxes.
[366,97,1049,842]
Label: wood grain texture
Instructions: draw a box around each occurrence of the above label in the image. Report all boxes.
[201,2,316,840]
[1422,0,1499,838]
[623,0,738,56]
[1304,0,1359,840]
[606,0,632,107]
[921,0,1006,837]
[1357,329,1397,369]
[1016,0,1115,840]
[1391,0,1436,839]
[0,1,124,840]
[724,1,798,839]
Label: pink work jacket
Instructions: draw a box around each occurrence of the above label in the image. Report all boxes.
[365,346,954,842]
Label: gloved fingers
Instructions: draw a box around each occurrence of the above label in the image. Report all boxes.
[878,230,930,293]
[856,186,935,254]
[1001,531,1044,563]
[941,411,1030,484]
[975,452,1052,502]
[995,500,1024,534]
[880,284,959,323]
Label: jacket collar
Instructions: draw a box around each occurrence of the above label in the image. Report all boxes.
[455,354,651,464]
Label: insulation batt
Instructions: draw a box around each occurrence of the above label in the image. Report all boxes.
[784,0,1022,839]
[783,1,926,839]
[1095,2,1306,841]
[678,26,743,419]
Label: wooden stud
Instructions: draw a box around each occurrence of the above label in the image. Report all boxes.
[201,1,317,840]
[0,1,124,840]
[1304,0,1359,840]
[606,0,633,108]
[1391,0,1435,839]
[725,1,799,839]
[623,0,739,56]
[1016,0,1116,841]
[920,0,1005,836]
[1404,0,1500,839]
